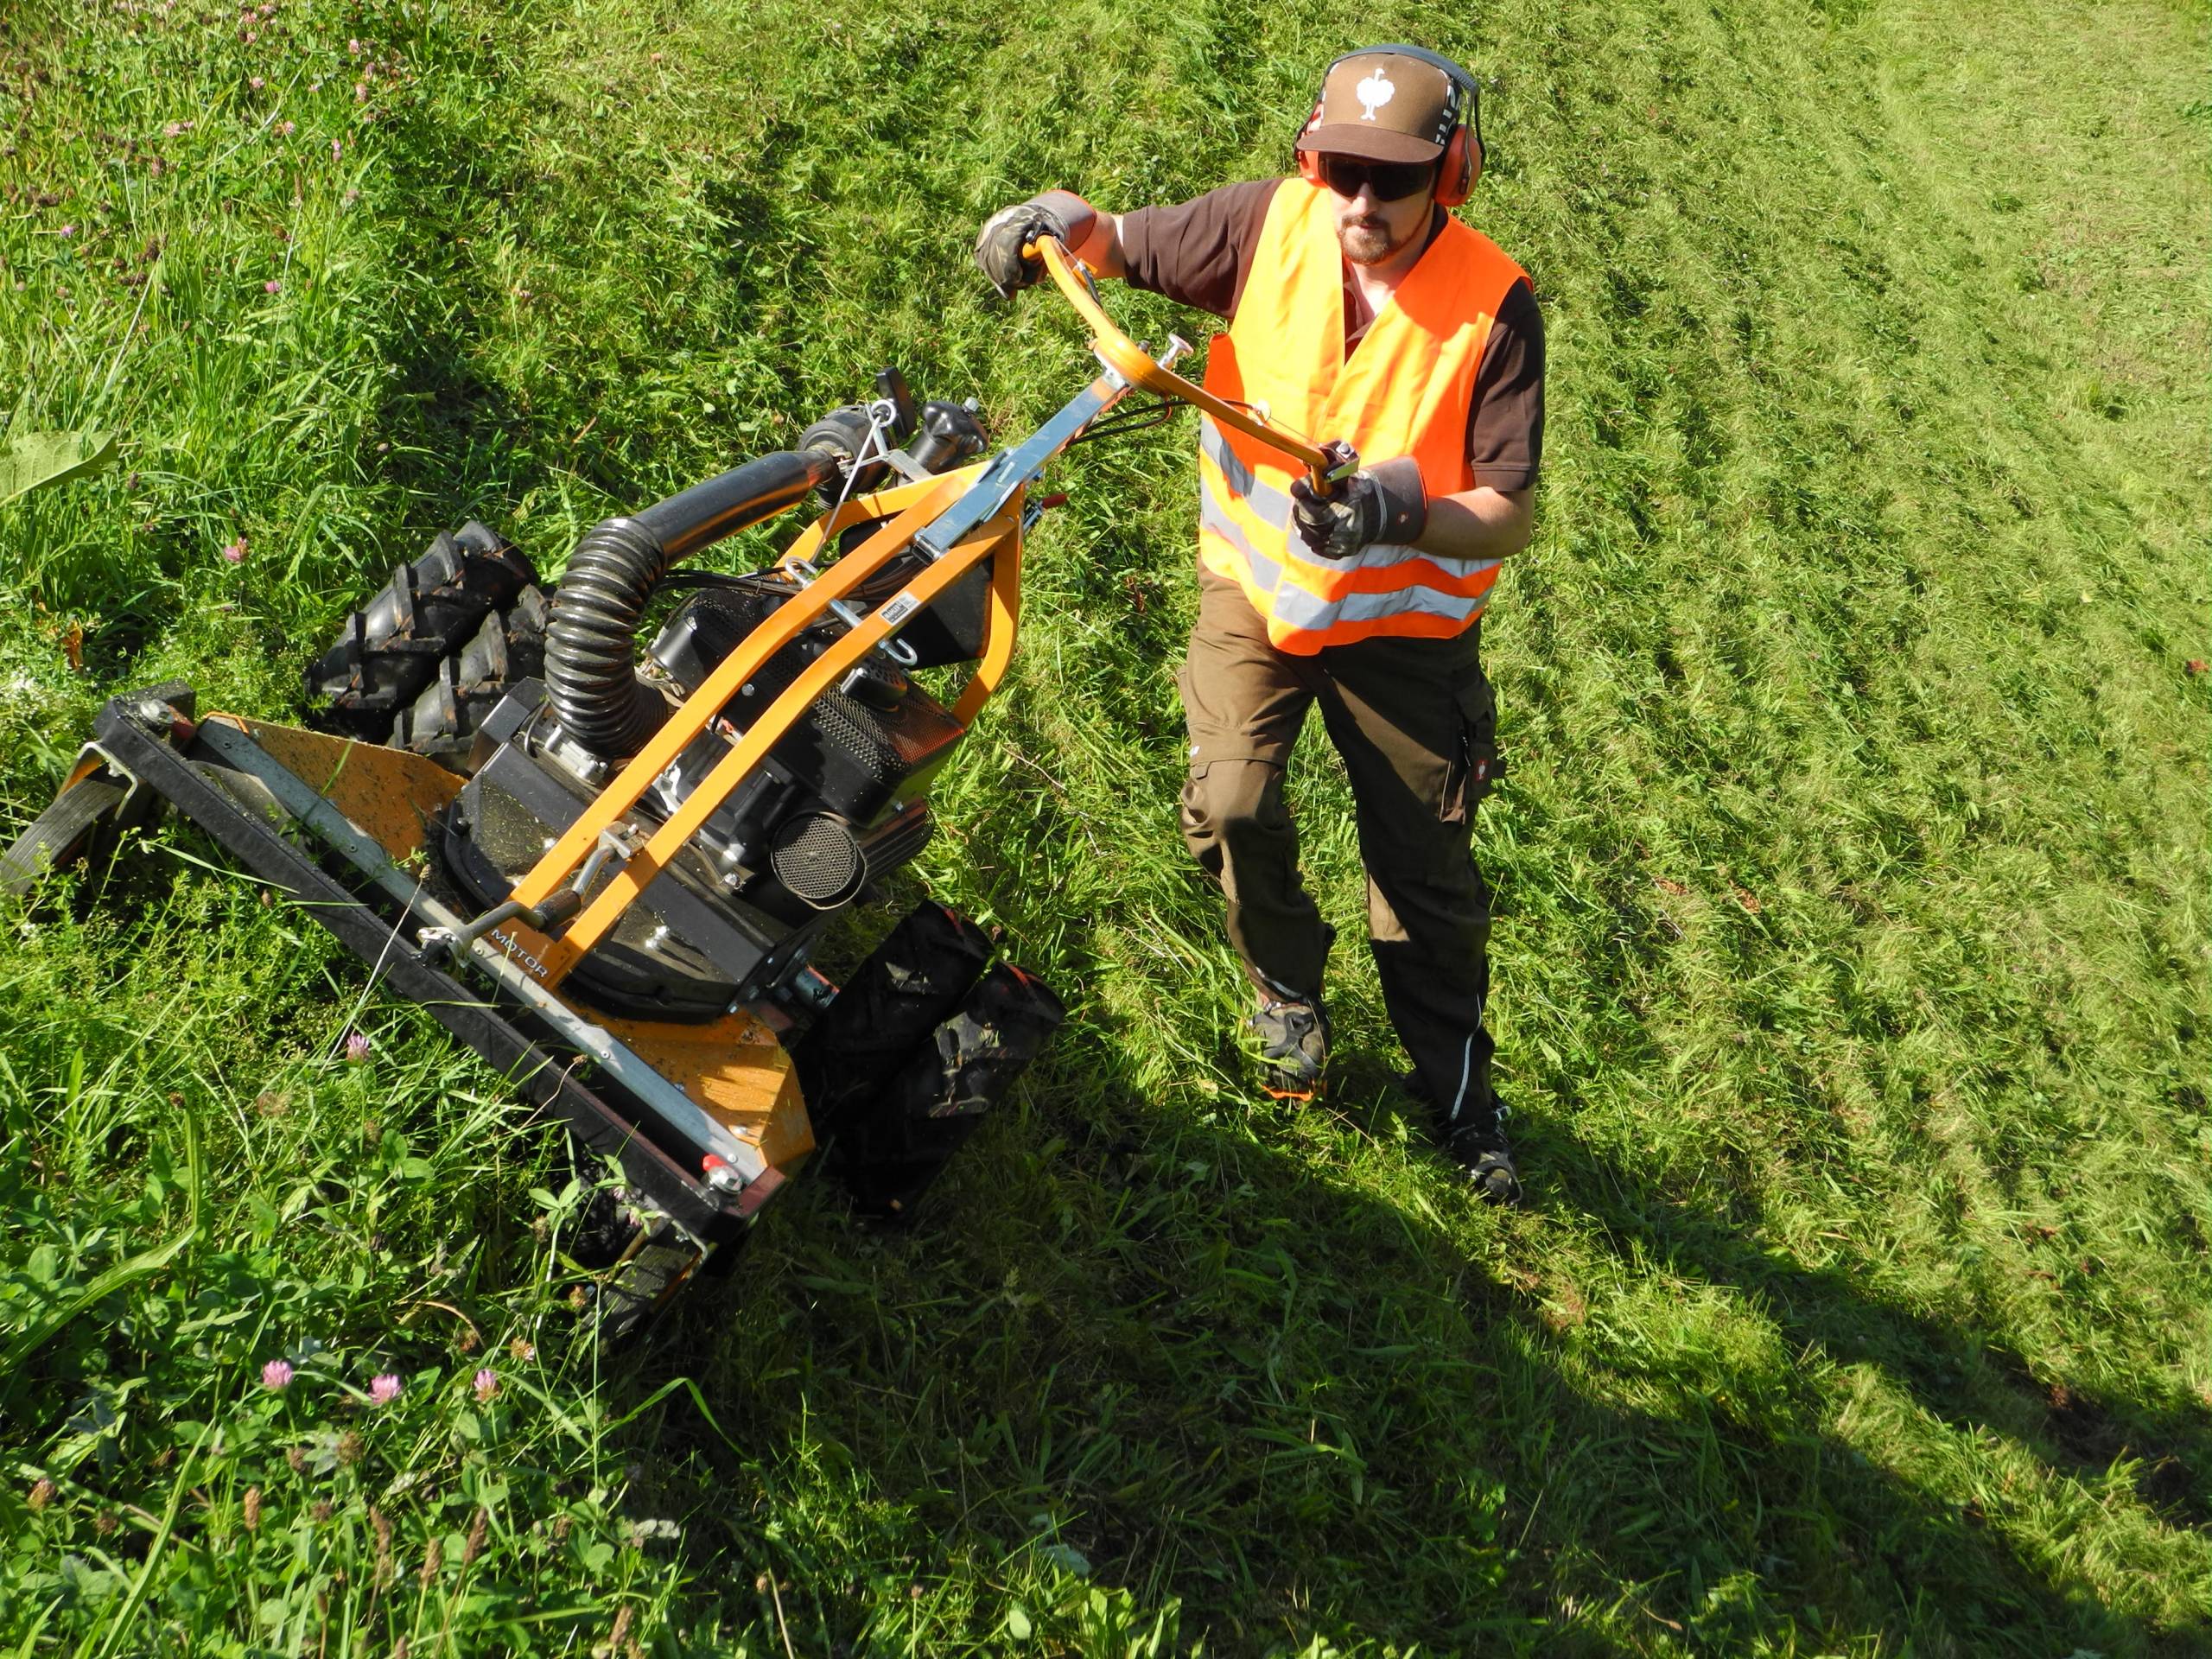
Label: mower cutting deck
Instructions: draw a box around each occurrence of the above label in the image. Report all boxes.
[3,240,1344,1339]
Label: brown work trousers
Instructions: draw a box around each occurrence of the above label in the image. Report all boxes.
[1176,568,1503,1130]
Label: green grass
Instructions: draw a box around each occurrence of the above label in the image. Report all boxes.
[2,0,2207,1650]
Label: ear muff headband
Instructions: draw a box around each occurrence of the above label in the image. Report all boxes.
[1295,43,1484,206]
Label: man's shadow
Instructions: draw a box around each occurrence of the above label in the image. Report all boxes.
[1531,1108,2212,1530]
[623,997,2206,1656]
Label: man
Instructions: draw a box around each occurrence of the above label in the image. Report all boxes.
[974,45,1542,1203]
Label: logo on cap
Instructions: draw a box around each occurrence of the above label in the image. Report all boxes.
[1356,69,1395,121]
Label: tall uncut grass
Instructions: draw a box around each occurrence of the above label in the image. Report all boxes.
[1,0,2205,1651]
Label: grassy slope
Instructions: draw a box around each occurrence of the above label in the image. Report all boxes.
[1,0,2206,1651]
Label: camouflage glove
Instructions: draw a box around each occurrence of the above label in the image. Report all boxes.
[973,189,1098,298]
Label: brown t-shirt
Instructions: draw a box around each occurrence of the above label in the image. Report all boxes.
[1118,178,1544,491]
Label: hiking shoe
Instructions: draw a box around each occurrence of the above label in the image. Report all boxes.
[1250,995,1329,1101]
[1444,1122,1522,1206]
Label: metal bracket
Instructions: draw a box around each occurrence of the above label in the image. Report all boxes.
[777,551,921,669]
[79,739,149,817]
[874,446,934,485]
[912,368,1130,561]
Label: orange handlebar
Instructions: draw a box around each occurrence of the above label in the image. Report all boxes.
[1027,235,1344,496]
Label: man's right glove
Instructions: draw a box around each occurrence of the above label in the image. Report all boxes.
[973,190,1099,298]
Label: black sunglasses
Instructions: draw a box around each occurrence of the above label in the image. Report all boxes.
[1316,154,1437,202]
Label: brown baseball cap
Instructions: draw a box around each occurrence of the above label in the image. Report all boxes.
[1294,50,1462,163]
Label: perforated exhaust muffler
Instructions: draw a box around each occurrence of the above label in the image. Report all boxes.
[766,811,867,909]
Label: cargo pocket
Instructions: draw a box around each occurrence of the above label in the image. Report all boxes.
[1444,675,1503,824]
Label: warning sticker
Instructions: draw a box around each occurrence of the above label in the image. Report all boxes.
[878,591,922,627]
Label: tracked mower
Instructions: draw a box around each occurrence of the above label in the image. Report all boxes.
[2,240,1349,1339]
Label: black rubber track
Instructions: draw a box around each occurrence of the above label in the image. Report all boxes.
[303,524,538,744]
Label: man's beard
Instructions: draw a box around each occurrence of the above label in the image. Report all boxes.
[1338,215,1408,267]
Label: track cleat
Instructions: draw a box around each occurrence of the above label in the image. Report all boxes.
[1250,995,1329,1102]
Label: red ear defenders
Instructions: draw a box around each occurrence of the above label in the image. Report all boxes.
[1294,44,1483,208]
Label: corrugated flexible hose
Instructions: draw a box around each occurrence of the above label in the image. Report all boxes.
[543,449,840,760]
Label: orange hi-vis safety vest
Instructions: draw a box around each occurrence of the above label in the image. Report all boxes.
[1197,180,1529,653]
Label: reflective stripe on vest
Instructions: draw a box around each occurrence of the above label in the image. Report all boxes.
[1198,469,1490,635]
[1195,181,1529,653]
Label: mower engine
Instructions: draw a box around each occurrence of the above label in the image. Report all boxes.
[314,371,993,1023]
[445,560,970,1020]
